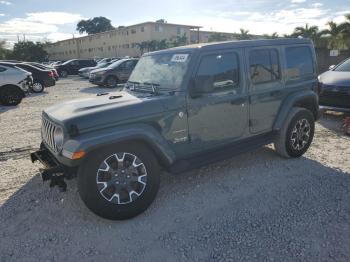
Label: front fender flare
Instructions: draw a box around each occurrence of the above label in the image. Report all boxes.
[62,124,176,167]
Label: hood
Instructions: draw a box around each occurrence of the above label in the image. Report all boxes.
[319,70,350,86]
[90,68,110,74]
[44,91,172,133]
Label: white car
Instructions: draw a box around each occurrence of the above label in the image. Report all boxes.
[0,64,33,106]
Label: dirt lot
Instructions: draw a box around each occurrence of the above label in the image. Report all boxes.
[0,77,350,262]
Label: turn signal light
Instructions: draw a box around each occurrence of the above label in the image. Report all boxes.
[72,150,86,160]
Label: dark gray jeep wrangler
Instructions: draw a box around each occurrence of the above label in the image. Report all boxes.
[31,39,319,220]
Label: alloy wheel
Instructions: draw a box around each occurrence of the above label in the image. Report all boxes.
[96,152,147,205]
[290,118,311,151]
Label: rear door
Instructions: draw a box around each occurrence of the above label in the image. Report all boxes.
[246,47,285,134]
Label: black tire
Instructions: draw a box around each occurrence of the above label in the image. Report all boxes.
[0,85,24,106]
[77,142,160,220]
[30,80,44,93]
[105,76,118,88]
[60,70,68,78]
[274,107,315,158]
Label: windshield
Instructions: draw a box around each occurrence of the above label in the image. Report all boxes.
[128,53,191,89]
[62,59,75,65]
[106,59,125,69]
[334,59,350,72]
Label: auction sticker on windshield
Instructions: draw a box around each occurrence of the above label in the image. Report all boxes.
[171,54,189,63]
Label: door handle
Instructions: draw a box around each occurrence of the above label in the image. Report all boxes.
[231,98,246,105]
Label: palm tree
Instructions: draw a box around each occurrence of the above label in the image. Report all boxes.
[237,29,250,40]
[293,24,325,47]
[263,32,279,39]
[208,32,229,42]
[0,40,10,59]
[320,21,348,50]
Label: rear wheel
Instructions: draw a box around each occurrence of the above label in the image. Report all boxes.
[77,142,160,220]
[0,85,24,106]
[274,107,315,158]
[105,76,118,88]
[31,81,44,93]
[60,70,68,78]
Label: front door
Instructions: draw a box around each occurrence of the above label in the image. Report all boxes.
[117,60,137,82]
[187,50,248,151]
[246,47,285,133]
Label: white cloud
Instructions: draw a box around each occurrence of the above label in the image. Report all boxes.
[0,19,58,34]
[291,0,306,3]
[0,1,11,5]
[25,12,84,25]
[311,3,323,8]
[0,14,5,16]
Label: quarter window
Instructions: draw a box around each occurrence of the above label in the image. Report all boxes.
[196,52,240,94]
[249,49,280,85]
[286,46,314,79]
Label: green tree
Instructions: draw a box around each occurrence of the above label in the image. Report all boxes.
[208,32,230,42]
[10,41,47,62]
[237,29,251,40]
[77,16,115,35]
[263,32,279,39]
[320,21,348,49]
[169,35,188,47]
[0,40,11,59]
[292,24,324,47]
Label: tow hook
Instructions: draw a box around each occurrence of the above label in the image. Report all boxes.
[40,168,67,192]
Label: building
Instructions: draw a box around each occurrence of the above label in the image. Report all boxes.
[45,21,202,60]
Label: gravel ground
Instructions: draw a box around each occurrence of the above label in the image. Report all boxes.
[0,77,349,262]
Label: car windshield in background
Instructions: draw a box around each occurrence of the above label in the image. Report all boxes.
[62,60,74,65]
[107,60,125,69]
[128,53,191,89]
[334,59,350,72]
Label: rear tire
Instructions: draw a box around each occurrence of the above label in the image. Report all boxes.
[60,70,68,78]
[0,85,24,106]
[31,81,44,93]
[77,142,160,220]
[274,107,315,158]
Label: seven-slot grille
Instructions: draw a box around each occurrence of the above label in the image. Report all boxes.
[41,116,58,152]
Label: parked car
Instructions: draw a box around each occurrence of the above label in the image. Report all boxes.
[78,61,113,78]
[89,58,139,87]
[55,59,97,77]
[0,63,55,93]
[0,64,32,105]
[318,58,350,112]
[31,39,319,220]
[26,62,59,81]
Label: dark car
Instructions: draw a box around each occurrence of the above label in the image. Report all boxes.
[89,58,138,87]
[26,62,59,81]
[0,62,55,93]
[55,59,97,77]
[31,39,319,220]
[318,58,350,112]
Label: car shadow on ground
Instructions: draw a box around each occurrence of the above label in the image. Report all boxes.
[318,111,348,136]
[1,147,350,261]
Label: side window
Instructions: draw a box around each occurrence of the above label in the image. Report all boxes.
[249,49,280,85]
[286,46,314,80]
[122,61,136,70]
[0,67,7,72]
[71,60,79,66]
[196,52,240,94]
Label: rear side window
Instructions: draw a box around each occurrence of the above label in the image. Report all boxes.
[286,46,314,79]
[249,49,280,85]
[196,52,240,94]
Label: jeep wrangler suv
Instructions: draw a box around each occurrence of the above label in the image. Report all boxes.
[31,39,319,220]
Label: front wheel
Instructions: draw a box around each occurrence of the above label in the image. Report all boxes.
[105,76,118,88]
[274,107,315,158]
[77,143,160,220]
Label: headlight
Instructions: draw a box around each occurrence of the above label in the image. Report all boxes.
[53,127,64,150]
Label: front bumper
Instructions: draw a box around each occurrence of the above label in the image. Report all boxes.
[31,145,77,191]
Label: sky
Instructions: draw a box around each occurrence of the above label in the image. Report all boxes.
[0,0,350,48]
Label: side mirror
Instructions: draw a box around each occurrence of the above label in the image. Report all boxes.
[189,76,214,98]
[329,65,335,70]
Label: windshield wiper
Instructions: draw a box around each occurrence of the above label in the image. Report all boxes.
[143,82,160,94]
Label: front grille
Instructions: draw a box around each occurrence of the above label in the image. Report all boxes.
[41,116,58,152]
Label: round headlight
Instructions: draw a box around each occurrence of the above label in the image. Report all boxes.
[53,127,64,150]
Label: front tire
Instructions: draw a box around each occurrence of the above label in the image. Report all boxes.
[77,142,160,220]
[105,76,118,88]
[274,107,315,158]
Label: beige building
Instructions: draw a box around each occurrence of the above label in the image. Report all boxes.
[45,21,202,60]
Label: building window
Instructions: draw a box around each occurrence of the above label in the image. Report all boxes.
[155,25,163,32]
[141,27,145,32]
[177,27,184,35]
[131,29,136,34]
